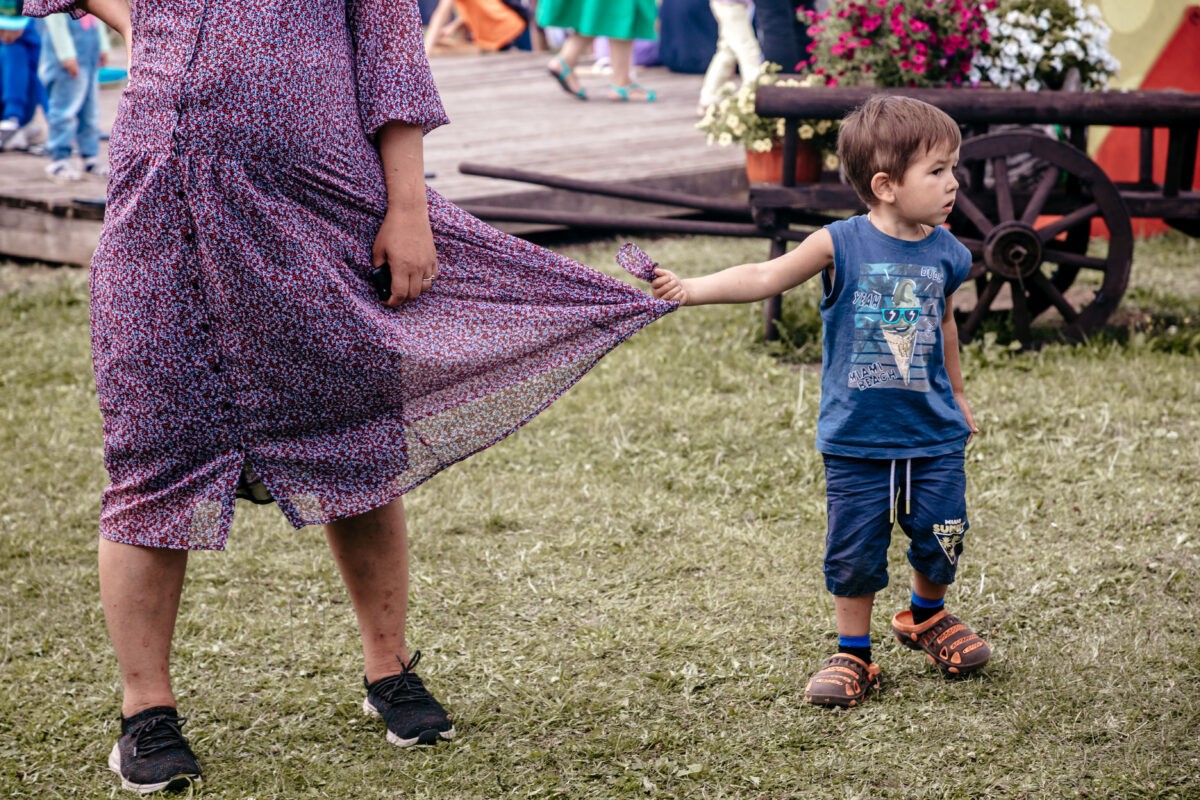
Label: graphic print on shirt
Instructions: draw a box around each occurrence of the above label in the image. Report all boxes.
[847,262,944,393]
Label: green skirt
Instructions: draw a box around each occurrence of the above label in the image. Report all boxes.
[535,0,658,41]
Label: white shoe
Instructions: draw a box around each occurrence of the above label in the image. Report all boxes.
[45,159,84,183]
[0,118,20,150]
[17,116,46,148]
[83,156,109,177]
[2,128,29,151]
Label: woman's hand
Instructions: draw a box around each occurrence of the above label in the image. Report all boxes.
[373,208,437,307]
[375,121,434,306]
[651,267,689,304]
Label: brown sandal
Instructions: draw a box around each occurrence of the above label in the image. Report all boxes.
[803,653,881,708]
[891,609,991,675]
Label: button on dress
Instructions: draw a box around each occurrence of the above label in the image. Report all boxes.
[24,0,673,550]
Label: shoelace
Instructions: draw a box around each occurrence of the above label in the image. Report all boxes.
[371,651,431,704]
[129,714,189,758]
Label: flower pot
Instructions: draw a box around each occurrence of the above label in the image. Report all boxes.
[745,141,821,183]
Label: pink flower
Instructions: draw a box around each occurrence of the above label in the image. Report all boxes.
[909,18,930,33]
[900,59,912,70]
[862,14,882,32]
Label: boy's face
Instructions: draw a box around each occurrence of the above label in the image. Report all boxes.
[891,144,960,228]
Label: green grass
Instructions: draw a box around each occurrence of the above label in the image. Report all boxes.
[1,233,1198,799]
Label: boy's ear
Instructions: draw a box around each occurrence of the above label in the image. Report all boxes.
[870,171,896,205]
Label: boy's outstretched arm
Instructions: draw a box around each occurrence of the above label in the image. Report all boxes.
[942,296,979,443]
[652,228,835,306]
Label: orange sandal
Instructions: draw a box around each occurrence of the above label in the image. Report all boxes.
[891,609,991,675]
[803,653,881,708]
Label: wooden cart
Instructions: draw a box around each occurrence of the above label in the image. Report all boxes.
[750,84,1200,345]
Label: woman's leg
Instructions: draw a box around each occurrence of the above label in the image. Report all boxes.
[607,38,654,100]
[546,32,594,96]
[324,497,411,683]
[98,538,188,718]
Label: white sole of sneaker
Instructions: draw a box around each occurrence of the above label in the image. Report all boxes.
[362,698,456,747]
[108,742,203,794]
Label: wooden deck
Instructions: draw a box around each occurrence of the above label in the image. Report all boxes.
[0,49,747,266]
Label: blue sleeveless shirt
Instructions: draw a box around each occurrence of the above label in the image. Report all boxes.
[816,216,973,459]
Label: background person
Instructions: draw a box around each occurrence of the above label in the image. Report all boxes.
[0,6,44,151]
[697,0,763,114]
[539,0,658,101]
[37,9,107,180]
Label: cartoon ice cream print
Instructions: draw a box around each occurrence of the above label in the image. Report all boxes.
[880,279,921,384]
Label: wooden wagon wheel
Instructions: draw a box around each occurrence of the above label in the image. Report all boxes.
[950,131,1133,346]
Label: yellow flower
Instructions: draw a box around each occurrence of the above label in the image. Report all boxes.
[799,124,815,140]
[824,153,840,170]
[816,120,831,134]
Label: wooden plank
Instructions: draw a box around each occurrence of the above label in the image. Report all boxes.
[1,50,750,263]
[756,85,1200,127]
[0,205,102,266]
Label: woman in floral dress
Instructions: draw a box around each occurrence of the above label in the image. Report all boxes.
[20,0,671,791]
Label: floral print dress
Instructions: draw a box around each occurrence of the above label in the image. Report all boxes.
[22,0,673,549]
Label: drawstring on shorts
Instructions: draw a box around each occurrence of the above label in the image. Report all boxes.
[889,459,912,523]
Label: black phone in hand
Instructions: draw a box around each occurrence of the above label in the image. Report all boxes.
[368,263,391,301]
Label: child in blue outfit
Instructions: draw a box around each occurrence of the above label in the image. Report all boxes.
[37,10,107,181]
[652,95,991,707]
[0,2,44,150]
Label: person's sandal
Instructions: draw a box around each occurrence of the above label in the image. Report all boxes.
[548,57,587,100]
[891,609,991,675]
[609,82,657,102]
[803,653,881,708]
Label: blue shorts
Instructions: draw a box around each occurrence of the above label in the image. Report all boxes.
[822,452,969,597]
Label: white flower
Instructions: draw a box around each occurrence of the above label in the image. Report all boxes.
[824,153,839,170]
[718,132,733,147]
[799,124,815,140]
[750,138,773,153]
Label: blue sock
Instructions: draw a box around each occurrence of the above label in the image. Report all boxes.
[838,634,872,664]
[910,590,945,625]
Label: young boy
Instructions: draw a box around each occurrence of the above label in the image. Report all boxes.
[652,95,991,707]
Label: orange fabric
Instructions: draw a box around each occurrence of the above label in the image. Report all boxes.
[1093,6,1200,236]
[454,0,524,51]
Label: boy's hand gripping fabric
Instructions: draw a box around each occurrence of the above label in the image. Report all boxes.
[617,242,666,286]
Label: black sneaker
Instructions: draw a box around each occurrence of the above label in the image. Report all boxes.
[363,651,455,747]
[108,706,203,794]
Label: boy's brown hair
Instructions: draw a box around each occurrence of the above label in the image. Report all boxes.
[837,95,962,206]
